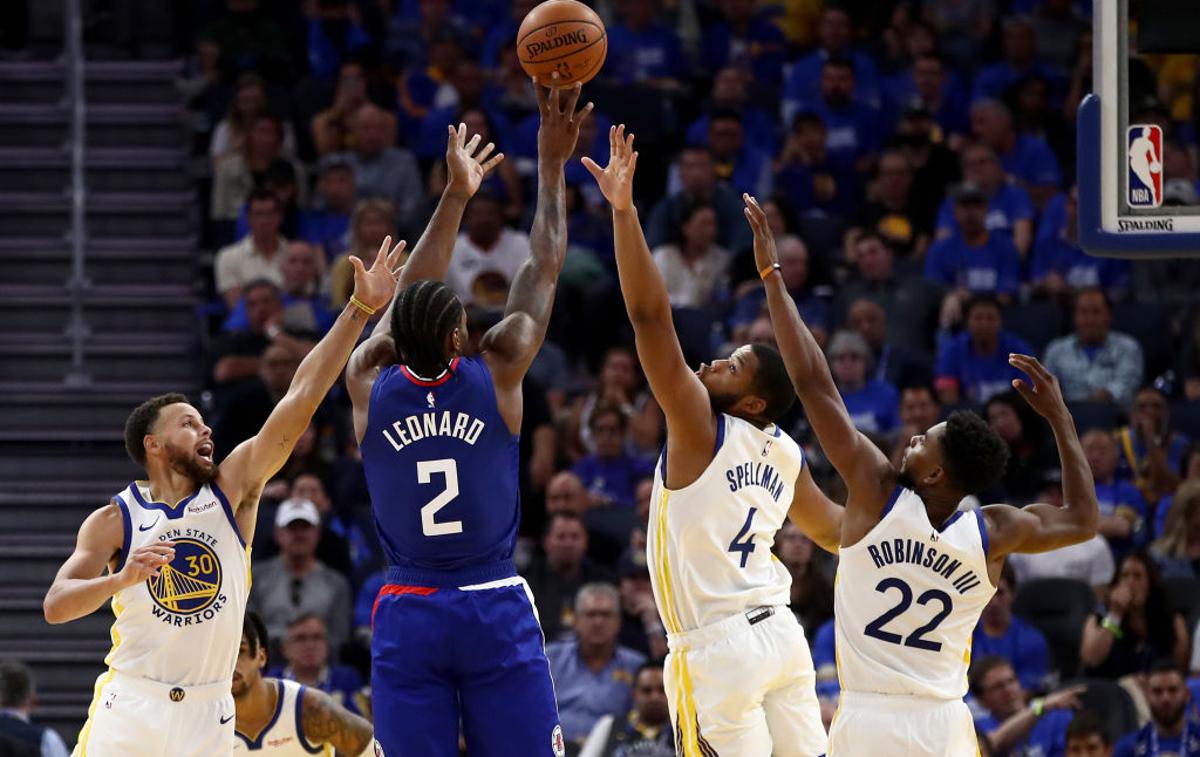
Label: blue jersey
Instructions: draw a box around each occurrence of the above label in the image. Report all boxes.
[362,355,519,581]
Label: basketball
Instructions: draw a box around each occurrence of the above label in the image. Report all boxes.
[517,0,607,87]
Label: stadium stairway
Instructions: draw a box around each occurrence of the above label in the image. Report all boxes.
[0,59,199,742]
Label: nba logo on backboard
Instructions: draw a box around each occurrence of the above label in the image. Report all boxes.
[1128,124,1163,208]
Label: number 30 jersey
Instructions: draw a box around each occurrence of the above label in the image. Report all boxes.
[648,413,802,634]
[361,356,520,574]
[834,487,996,699]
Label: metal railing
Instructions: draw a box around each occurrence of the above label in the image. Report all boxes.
[64,0,89,387]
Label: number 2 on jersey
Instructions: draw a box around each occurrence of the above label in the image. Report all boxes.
[728,507,758,568]
[418,459,463,537]
[862,577,953,652]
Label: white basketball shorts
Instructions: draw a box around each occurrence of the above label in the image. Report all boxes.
[828,690,980,756]
[664,606,827,757]
[72,670,235,756]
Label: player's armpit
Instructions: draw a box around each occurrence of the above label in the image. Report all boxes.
[300,688,374,755]
[788,463,843,554]
[346,333,397,443]
[981,501,1097,556]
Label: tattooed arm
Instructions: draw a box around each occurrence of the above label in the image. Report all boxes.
[300,688,374,756]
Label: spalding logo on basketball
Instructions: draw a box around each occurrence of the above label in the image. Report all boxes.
[517,0,607,86]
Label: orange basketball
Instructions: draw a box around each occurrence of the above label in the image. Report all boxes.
[517,0,607,87]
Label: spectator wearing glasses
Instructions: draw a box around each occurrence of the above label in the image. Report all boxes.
[249,498,352,657]
[970,656,1085,757]
[269,613,369,716]
[547,583,647,746]
[572,403,654,510]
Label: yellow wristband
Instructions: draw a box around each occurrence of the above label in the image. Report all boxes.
[349,294,377,316]
[760,263,781,280]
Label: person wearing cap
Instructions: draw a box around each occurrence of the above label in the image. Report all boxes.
[936,142,1035,257]
[826,329,900,436]
[248,498,352,655]
[926,180,1022,301]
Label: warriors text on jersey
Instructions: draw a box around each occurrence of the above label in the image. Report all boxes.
[648,413,803,633]
[233,679,332,755]
[834,487,996,699]
[106,481,251,685]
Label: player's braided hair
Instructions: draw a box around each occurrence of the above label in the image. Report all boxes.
[390,279,464,378]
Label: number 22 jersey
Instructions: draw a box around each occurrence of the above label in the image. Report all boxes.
[834,487,996,699]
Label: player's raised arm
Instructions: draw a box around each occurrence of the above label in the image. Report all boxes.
[218,237,405,518]
[743,195,891,493]
[43,502,175,624]
[300,687,375,756]
[982,355,1099,555]
[369,123,504,341]
[788,462,845,554]
[480,77,592,431]
[582,125,718,474]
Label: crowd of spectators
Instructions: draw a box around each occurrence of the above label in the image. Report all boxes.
[149,0,1200,752]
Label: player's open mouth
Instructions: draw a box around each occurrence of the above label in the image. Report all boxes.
[198,441,214,462]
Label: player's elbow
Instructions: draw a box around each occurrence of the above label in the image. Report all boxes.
[43,590,70,625]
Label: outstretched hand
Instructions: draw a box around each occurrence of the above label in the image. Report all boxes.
[349,235,407,312]
[1009,354,1068,421]
[582,124,637,211]
[535,74,594,167]
[445,122,505,200]
[742,194,778,275]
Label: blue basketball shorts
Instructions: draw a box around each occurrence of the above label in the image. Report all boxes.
[371,576,564,757]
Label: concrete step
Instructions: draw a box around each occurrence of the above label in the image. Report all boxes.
[0,191,195,237]
[0,60,183,106]
[0,147,191,192]
[0,537,75,587]
[0,597,113,640]
[0,340,198,382]
[0,489,120,533]
[0,390,152,431]
[0,243,197,287]
[0,103,185,148]
[0,442,135,486]
[0,287,197,335]
[0,639,109,693]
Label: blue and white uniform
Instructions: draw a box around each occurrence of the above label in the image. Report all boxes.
[233,680,330,756]
[829,487,996,756]
[361,356,562,757]
[74,482,250,756]
[647,413,825,757]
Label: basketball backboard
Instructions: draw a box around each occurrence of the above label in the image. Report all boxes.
[1078,0,1200,257]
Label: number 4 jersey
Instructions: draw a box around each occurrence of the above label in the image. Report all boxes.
[834,487,996,699]
[361,356,519,574]
[648,413,802,634]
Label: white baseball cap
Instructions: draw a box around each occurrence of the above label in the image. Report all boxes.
[275,498,320,528]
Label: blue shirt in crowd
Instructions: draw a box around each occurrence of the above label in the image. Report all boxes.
[800,100,883,166]
[783,48,882,114]
[976,708,1073,756]
[728,288,831,336]
[937,183,1035,239]
[572,454,655,509]
[925,233,1022,295]
[700,17,787,88]
[971,616,1050,692]
[999,134,1063,189]
[605,22,687,84]
[546,640,647,743]
[840,380,900,435]
[1094,478,1149,557]
[936,331,1033,403]
[687,108,779,155]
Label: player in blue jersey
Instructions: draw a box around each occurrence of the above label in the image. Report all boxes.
[345,78,592,757]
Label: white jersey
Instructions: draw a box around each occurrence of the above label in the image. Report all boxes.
[233,680,332,756]
[106,481,251,686]
[648,413,801,633]
[834,487,995,699]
